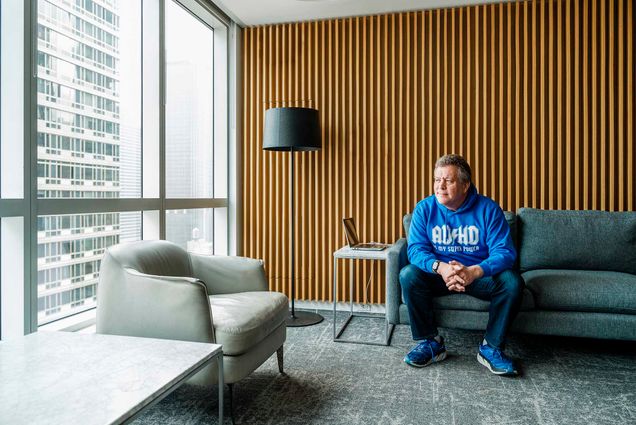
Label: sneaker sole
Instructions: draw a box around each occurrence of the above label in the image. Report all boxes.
[404,351,447,368]
[477,352,518,376]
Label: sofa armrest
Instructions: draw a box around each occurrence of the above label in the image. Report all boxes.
[189,254,269,295]
[96,268,215,343]
[386,238,408,324]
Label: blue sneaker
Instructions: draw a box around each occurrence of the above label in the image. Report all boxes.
[477,342,518,376]
[404,336,447,368]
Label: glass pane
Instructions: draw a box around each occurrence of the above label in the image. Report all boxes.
[214,207,227,255]
[1,0,25,199]
[1,217,25,340]
[166,208,227,255]
[36,0,141,199]
[37,212,141,325]
[165,0,214,199]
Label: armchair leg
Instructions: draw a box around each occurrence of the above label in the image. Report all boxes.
[276,346,284,374]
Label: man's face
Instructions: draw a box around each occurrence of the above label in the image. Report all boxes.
[434,165,470,211]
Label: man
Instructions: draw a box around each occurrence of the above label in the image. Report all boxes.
[399,154,524,376]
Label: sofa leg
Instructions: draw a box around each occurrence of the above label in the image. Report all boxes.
[227,383,235,425]
[276,346,284,374]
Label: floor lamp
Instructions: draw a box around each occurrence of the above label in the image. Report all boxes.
[263,107,324,327]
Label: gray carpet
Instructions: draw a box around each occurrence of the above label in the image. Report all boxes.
[133,311,636,425]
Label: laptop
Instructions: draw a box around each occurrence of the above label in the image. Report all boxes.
[342,218,387,251]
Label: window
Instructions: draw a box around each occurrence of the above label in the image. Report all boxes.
[165,0,215,199]
[37,0,141,200]
[37,212,141,325]
[163,0,229,258]
[1,0,234,335]
[166,207,227,256]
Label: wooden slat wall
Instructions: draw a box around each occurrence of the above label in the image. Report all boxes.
[241,0,636,304]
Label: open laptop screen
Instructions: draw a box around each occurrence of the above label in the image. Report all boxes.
[342,218,360,246]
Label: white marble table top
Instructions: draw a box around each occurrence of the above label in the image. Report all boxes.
[333,245,393,260]
[0,331,222,425]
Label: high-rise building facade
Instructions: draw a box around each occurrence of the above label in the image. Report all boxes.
[36,0,141,324]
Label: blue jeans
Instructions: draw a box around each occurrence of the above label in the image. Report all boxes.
[399,264,525,349]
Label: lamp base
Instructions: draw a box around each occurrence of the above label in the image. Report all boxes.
[285,310,324,327]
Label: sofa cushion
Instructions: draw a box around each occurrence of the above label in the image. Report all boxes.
[518,208,636,274]
[430,287,535,311]
[403,214,412,237]
[503,211,518,249]
[522,269,636,314]
[209,291,288,356]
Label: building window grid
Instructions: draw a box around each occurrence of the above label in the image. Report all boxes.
[38,190,120,198]
[37,53,118,97]
[38,106,120,137]
[38,213,118,234]
[39,260,101,285]
[38,24,118,74]
[73,0,119,28]
[38,282,97,318]
[38,118,120,146]
[38,134,120,161]
[37,82,120,120]
[43,0,120,33]
[38,161,120,185]
[37,0,128,325]
[38,1,119,53]
[38,235,117,264]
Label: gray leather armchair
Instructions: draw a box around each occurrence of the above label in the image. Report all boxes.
[96,240,288,393]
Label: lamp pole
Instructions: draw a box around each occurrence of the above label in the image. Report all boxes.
[290,148,295,318]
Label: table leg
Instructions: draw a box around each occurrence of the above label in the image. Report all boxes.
[333,256,338,340]
[349,259,354,314]
[218,354,224,424]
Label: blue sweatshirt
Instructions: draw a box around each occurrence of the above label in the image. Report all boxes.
[407,185,516,277]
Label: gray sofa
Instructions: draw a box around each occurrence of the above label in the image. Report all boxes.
[386,208,636,341]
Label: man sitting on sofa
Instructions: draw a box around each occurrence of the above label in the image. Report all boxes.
[399,154,525,376]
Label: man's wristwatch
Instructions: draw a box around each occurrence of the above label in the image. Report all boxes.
[432,260,441,274]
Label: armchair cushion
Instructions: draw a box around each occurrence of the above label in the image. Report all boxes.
[106,240,193,277]
[191,254,268,294]
[209,291,288,355]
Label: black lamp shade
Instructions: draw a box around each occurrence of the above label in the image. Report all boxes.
[263,107,321,151]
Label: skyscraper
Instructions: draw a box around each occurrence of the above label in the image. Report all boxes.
[36,0,140,324]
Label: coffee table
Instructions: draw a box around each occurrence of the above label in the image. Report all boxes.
[0,331,223,424]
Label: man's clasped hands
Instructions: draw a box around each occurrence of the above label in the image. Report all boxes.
[436,260,485,292]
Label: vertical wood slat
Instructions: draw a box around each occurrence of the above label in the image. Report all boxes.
[628,0,634,212]
[242,1,636,304]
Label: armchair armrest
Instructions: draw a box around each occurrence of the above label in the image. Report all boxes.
[96,267,215,343]
[189,254,268,295]
[386,238,408,324]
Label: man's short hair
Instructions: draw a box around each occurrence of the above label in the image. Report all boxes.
[435,154,472,184]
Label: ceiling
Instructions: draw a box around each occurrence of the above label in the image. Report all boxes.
[213,0,507,27]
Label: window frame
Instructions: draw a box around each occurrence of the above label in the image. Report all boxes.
[0,0,238,336]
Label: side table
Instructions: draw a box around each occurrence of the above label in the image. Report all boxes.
[332,245,395,346]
